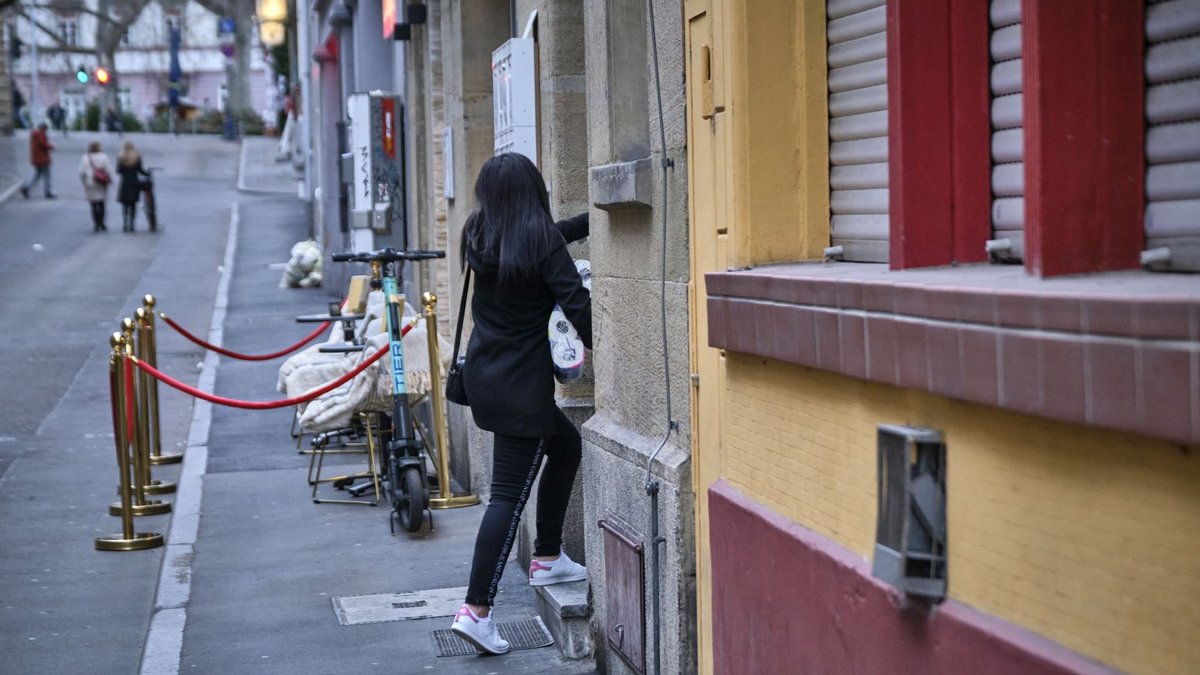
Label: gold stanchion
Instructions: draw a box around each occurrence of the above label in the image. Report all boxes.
[134,308,175,495]
[96,333,164,551]
[109,318,171,517]
[423,292,479,510]
[143,296,182,465]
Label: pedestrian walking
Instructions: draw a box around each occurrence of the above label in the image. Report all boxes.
[47,103,65,131]
[105,107,124,136]
[115,141,150,232]
[19,123,57,199]
[449,152,592,656]
[78,142,112,233]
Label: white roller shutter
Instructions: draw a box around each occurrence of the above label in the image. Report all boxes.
[1143,0,1200,271]
[988,0,1024,262]
[828,0,889,263]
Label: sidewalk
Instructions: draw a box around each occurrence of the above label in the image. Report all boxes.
[142,141,596,673]
[0,131,26,203]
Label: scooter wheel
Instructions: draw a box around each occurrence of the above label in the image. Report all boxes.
[396,466,425,532]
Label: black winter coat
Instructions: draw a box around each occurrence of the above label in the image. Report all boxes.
[463,213,591,438]
[116,158,149,204]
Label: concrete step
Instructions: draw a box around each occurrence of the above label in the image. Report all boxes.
[534,580,593,660]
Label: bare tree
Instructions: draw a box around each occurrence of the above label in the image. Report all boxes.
[11,0,153,113]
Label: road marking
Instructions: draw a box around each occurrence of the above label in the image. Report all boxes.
[139,202,238,675]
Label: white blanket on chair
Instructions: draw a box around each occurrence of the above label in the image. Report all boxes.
[276,291,386,392]
[283,301,452,433]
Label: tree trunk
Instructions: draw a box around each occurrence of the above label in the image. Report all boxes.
[228,0,254,114]
[101,49,119,119]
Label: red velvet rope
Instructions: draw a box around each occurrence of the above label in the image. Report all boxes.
[109,363,122,447]
[129,314,418,410]
[159,313,332,361]
[124,358,137,440]
[133,343,390,410]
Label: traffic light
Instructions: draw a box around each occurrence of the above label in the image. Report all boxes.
[95,67,110,86]
[76,67,88,84]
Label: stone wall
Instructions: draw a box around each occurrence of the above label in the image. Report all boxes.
[580,0,696,671]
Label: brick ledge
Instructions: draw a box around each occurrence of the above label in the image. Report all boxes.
[706,262,1200,445]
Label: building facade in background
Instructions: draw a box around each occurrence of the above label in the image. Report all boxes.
[7,0,273,127]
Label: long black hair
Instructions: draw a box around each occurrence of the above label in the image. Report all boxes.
[461,153,558,286]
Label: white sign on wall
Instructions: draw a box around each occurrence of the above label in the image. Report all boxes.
[347,91,403,233]
[492,37,537,165]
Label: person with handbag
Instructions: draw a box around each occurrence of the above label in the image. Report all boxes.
[449,152,591,656]
[78,142,112,233]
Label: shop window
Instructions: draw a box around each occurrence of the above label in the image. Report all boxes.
[826,0,889,263]
[1142,0,1200,272]
[118,87,133,114]
[59,14,78,47]
[986,0,1025,262]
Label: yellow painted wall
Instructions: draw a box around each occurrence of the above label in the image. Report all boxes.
[725,0,828,267]
[687,0,829,672]
[717,353,1200,675]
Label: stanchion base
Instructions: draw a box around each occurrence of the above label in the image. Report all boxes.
[109,500,172,517]
[149,452,183,465]
[95,532,164,551]
[143,480,177,495]
[121,480,177,496]
[429,495,481,510]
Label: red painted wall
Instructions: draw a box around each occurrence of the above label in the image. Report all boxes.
[708,480,1114,675]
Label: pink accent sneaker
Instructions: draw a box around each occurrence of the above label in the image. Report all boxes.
[529,550,588,586]
[450,604,510,655]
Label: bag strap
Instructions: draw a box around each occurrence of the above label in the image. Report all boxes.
[450,266,471,362]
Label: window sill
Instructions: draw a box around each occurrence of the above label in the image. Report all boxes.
[705,262,1200,446]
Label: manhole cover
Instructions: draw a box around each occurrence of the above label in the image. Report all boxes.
[332,586,466,625]
[432,617,554,657]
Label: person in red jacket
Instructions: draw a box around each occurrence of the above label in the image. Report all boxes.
[19,123,57,199]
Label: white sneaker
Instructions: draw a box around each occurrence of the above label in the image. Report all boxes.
[529,550,588,586]
[451,604,510,655]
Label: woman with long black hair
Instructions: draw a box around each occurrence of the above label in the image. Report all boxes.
[450,152,591,655]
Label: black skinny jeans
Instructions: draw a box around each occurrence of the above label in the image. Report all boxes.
[465,406,581,607]
[122,202,137,231]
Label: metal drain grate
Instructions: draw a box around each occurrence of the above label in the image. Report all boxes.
[331,586,467,626]
[432,617,554,656]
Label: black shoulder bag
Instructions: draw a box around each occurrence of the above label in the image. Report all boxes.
[444,268,470,406]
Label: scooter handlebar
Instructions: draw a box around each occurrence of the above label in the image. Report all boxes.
[331,248,446,263]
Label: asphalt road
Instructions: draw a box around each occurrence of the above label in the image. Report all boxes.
[0,131,236,674]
